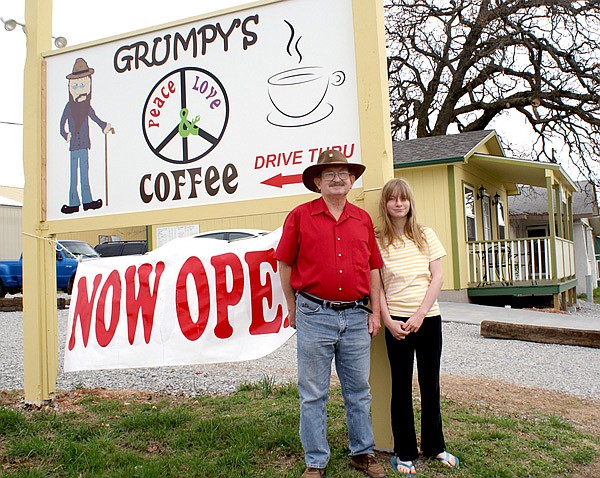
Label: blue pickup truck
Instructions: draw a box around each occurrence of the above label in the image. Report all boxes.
[0,240,99,297]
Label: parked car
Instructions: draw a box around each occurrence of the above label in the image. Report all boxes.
[94,240,148,257]
[192,229,270,242]
[0,240,99,297]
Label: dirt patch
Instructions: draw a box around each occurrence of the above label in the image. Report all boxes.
[439,375,600,478]
[440,375,599,437]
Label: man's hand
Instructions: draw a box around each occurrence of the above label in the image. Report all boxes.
[368,312,382,337]
[288,307,297,329]
[66,132,71,143]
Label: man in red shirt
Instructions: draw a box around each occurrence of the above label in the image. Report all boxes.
[276,150,385,478]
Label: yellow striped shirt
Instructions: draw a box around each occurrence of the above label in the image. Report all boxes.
[379,226,446,317]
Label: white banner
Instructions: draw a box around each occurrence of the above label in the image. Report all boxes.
[64,229,295,372]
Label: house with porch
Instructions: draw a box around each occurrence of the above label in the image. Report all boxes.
[391,130,577,310]
[509,181,600,296]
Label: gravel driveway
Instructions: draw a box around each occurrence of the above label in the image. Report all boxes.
[1,304,598,399]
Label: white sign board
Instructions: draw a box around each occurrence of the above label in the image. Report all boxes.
[45,0,360,221]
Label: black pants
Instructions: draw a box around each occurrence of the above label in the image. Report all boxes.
[385,315,445,461]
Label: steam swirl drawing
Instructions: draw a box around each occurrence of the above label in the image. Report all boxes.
[267,20,346,128]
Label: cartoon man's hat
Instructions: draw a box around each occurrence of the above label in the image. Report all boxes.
[66,58,95,79]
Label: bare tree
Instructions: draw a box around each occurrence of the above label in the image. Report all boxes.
[385,0,600,182]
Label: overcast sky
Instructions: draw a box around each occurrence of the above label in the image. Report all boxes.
[0,0,252,188]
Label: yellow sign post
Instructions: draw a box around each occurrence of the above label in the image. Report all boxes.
[22,0,58,404]
[351,0,395,451]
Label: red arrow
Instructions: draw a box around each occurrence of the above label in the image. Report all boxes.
[261,173,303,188]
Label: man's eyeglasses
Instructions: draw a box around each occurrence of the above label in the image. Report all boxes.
[321,171,350,180]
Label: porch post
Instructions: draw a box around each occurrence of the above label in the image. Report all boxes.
[545,173,559,307]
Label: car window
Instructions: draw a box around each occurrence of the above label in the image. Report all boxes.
[197,232,227,240]
[61,241,100,258]
[95,244,122,257]
[122,243,147,255]
[228,232,254,241]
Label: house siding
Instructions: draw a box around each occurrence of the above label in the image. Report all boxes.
[58,211,290,250]
[573,219,598,294]
[393,166,456,289]
[0,204,22,260]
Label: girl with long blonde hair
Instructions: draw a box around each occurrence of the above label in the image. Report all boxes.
[377,178,459,475]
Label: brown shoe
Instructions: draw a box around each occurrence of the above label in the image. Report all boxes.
[350,454,386,478]
[301,467,326,477]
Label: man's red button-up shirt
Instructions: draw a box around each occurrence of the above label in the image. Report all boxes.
[275,198,382,302]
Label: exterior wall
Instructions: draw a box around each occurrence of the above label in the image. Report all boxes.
[57,210,290,250]
[148,210,290,250]
[58,226,148,248]
[573,219,598,294]
[0,205,22,260]
[197,211,288,234]
[0,186,24,203]
[452,163,509,289]
[393,166,455,289]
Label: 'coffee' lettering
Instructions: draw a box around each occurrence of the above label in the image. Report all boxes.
[139,164,238,203]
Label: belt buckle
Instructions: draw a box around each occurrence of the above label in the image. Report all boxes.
[330,301,347,310]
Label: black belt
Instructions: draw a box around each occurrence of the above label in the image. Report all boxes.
[298,291,372,314]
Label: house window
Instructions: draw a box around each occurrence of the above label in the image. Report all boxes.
[482,195,492,240]
[463,185,476,241]
[496,200,506,239]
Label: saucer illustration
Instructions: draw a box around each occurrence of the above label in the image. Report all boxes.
[267,103,333,128]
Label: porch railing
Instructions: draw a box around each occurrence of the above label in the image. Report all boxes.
[466,237,574,287]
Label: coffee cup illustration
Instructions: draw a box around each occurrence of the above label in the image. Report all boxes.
[267,66,346,127]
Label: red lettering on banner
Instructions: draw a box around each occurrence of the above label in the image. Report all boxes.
[125,262,166,344]
[176,257,211,340]
[245,249,286,334]
[68,274,103,349]
[95,270,122,347]
[211,253,244,339]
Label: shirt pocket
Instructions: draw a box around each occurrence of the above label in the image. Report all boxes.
[352,238,370,273]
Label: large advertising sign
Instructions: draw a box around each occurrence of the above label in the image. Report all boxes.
[64,230,294,371]
[45,0,361,220]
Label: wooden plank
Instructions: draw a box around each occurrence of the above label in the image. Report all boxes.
[481,320,600,349]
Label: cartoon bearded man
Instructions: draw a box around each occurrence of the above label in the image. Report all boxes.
[59,57,113,214]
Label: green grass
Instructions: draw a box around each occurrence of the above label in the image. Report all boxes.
[577,287,600,304]
[0,382,597,478]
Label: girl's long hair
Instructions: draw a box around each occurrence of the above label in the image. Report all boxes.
[378,178,427,253]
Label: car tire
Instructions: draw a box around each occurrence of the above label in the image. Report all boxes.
[0,279,6,298]
[66,275,75,295]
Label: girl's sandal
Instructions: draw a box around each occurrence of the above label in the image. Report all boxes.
[434,451,460,469]
[390,456,416,475]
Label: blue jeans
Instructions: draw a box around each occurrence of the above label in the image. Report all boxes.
[296,296,375,468]
[69,149,93,206]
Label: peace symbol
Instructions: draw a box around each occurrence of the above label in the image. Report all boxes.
[142,67,230,165]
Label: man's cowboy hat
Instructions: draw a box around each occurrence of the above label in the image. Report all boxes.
[302,149,366,192]
[66,58,95,79]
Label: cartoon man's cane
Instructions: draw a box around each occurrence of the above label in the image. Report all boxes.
[104,127,115,206]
